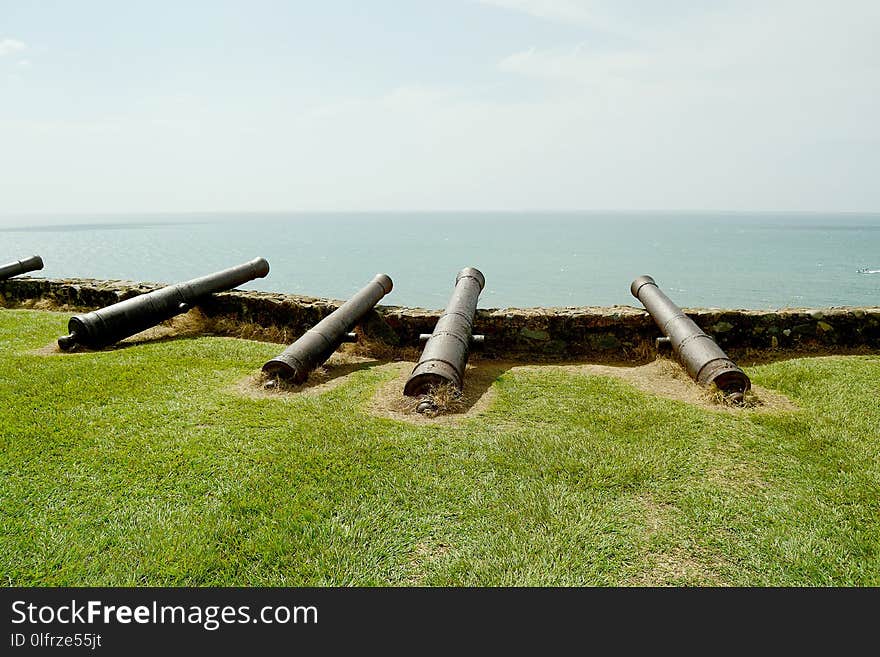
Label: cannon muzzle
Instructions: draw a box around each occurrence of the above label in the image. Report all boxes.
[0,255,44,281]
[404,267,485,400]
[58,257,270,351]
[631,275,750,402]
[262,273,393,383]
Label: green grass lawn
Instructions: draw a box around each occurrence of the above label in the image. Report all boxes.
[1,308,878,586]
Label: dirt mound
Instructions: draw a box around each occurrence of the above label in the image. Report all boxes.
[364,356,796,424]
[367,362,504,425]
[233,352,383,399]
[233,355,501,424]
[32,315,797,416]
[31,310,211,356]
[555,358,797,413]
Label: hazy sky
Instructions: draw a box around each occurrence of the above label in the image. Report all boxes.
[1,0,878,213]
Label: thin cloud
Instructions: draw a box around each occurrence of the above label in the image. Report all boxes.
[474,0,648,38]
[477,0,598,25]
[1,3,878,212]
[497,1,880,94]
[0,38,27,56]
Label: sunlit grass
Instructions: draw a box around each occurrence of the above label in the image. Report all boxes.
[1,309,878,586]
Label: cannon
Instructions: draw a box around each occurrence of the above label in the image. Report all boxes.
[262,274,393,383]
[631,275,751,403]
[0,255,44,281]
[57,257,270,351]
[404,267,485,410]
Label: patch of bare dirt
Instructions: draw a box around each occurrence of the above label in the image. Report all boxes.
[30,342,63,356]
[627,493,727,586]
[232,352,383,399]
[554,358,798,413]
[406,541,452,585]
[30,309,211,356]
[638,493,676,537]
[631,547,727,586]
[122,311,208,344]
[367,362,506,425]
[48,338,792,418]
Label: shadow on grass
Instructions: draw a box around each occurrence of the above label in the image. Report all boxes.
[33,310,212,356]
[32,330,209,356]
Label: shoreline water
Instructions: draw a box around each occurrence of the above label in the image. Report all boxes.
[2,211,879,309]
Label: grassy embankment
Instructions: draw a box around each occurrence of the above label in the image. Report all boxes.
[1,308,878,585]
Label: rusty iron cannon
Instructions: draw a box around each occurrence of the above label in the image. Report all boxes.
[0,255,44,281]
[262,274,393,383]
[57,257,270,350]
[631,275,750,403]
[404,267,485,411]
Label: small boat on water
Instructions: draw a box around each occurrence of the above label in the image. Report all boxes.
[856,267,880,274]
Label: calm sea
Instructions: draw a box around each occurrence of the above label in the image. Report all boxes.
[1,212,878,309]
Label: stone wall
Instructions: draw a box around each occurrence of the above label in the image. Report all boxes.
[2,277,879,360]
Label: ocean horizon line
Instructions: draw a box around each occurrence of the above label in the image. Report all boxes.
[3,208,880,220]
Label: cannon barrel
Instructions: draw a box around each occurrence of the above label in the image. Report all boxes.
[404,267,485,399]
[631,275,751,402]
[262,274,393,383]
[0,255,44,281]
[57,257,270,351]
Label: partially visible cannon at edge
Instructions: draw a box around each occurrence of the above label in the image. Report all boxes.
[57,257,270,351]
[262,273,393,383]
[631,275,751,404]
[0,255,44,281]
[404,267,485,412]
